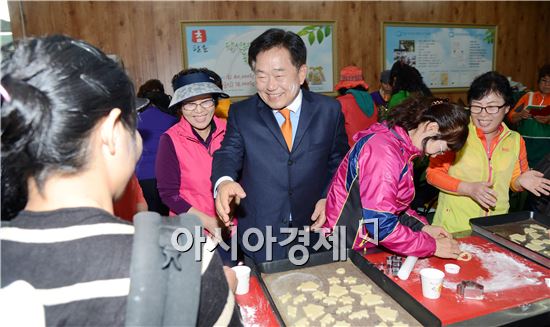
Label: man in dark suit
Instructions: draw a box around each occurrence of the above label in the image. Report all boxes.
[212,28,349,263]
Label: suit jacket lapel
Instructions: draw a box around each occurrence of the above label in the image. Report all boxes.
[293,91,314,151]
[258,98,289,151]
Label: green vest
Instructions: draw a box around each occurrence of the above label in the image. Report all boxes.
[433,122,521,233]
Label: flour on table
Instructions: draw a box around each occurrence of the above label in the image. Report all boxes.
[454,243,543,292]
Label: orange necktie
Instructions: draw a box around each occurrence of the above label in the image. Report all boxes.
[279,108,292,150]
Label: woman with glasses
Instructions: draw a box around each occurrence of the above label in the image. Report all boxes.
[323,97,469,259]
[508,64,550,167]
[427,71,550,233]
[155,69,236,264]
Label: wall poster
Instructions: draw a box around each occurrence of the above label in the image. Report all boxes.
[181,21,337,98]
[383,22,497,91]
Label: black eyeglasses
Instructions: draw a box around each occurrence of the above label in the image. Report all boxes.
[182,98,215,111]
[467,103,507,114]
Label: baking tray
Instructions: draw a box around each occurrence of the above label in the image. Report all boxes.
[255,249,441,326]
[470,211,550,269]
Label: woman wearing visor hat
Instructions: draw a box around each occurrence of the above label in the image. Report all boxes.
[156,69,236,264]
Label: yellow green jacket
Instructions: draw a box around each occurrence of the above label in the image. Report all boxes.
[433,122,521,233]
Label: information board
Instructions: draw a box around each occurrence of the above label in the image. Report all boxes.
[383,23,497,91]
[182,21,336,98]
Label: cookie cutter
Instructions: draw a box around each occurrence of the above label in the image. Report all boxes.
[385,255,403,276]
[457,280,484,300]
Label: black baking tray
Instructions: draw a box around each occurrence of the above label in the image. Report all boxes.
[255,249,441,327]
[470,211,550,268]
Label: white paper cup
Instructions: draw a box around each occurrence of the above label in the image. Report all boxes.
[231,265,251,295]
[444,263,460,274]
[420,268,445,299]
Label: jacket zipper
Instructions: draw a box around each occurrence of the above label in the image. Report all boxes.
[483,130,510,216]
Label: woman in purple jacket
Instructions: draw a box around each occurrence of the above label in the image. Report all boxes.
[323,97,470,259]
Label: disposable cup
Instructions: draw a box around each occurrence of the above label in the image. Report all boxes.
[420,268,445,299]
[231,265,251,295]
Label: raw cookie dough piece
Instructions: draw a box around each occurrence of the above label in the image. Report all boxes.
[350,283,373,295]
[530,224,547,231]
[457,251,472,261]
[349,310,370,320]
[312,290,327,300]
[279,292,292,304]
[392,322,410,327]
[329,284,348,298]
[375,306,398,322]
[343,276,357,285]
[297,281,320,292]
[335,305,352,315]
[529,232,542,240]
[524,227,537,234]
[323,297,338,305]
[526,242,544,251]
[295,318,310,327]
[293,293,307,305]
[287,305,297,318]
[319,313,335,327]
[509,233,526,242]
[361,293,384,306]
[303,303,324,321]
[375,323,388,327]
[531,239,544,245]
[336,268,346,275]
[334,322,351,327]
[328,277,341,285]
[338,295,354,305]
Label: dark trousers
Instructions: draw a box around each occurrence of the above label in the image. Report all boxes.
[138,178,169,216]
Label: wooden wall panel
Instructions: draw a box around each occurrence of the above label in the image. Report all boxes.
[8,1,550,103]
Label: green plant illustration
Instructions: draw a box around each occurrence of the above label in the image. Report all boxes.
[297,25,332,46]
[483,29,495,44]
[225,41,250,64]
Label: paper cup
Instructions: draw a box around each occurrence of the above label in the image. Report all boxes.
[231,265,251,295]
[420,268,445,299]
[444,263,460,274]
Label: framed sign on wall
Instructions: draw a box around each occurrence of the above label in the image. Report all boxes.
[383,22,497,92]
[181,21,337,98]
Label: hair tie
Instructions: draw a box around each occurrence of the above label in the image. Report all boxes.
[431,98,449,106]
[0,84,11,102]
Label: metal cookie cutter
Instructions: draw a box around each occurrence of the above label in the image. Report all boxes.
[457,281,484,300]
[385,255,403,276]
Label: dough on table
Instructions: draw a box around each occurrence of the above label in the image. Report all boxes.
[329,284,348,298]
[392,322,410,327]
[375,323,388,327]
[293,293,306,305]
[338,295,355,305]
[457,251,472,261]
[303,303,324,321]
[375,306,398,322]
[336,268,346,275]
[361,293,384,306]
[524,227,537,234]
[322,296,338,305]
[297,281,319,292]
[333,322,351,327]
[529,232,542,240]
[509,233,526,242]
[343,276,357,285]
[287,305,297,318]
[349,309,370,320]
[530,239,544,245]
[526,242,544,251]
[350,283,373,295]
[530,224,547,231]
[335,305,352,315]
[319,313,335,327]
[328,277,341,285]
[279,292,292,304]
[295,317,310,327]
[312,290,326,300]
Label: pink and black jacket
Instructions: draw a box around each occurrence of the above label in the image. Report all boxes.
[324,123,436,257]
